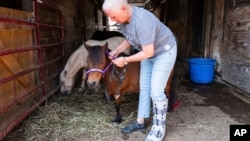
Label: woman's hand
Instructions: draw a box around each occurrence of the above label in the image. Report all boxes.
[108,49,119,60]
[112,57,127,67]
[108,39,131,60]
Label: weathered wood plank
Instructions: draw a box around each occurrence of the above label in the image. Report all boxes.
[0,0,82,138]
[222,6,250,95]
[209,0,225,71]
[0,7,34,21]
[0,28,35,107]
[168,20,187,61]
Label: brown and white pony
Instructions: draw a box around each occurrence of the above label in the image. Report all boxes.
[60,43,88,95]
[60,36,129,95]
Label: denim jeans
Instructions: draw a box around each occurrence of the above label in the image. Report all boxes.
[137,45,177,118]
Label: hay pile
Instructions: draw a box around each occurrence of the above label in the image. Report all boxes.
[5,89,137,141]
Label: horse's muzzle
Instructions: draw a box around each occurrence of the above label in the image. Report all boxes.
[60,87,72,96]
[87,81,98,89]
[60,91,71,96]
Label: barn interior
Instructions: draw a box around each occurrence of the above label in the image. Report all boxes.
[0,0,250,140]
[0,0,205,59]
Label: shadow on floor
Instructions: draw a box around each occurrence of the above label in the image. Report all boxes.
[179,74,250,124]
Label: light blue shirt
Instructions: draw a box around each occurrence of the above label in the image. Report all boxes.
[119,6,176,56]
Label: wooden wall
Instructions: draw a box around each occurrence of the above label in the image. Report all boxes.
[78,0,98,40]
[221,4,250,96]
[159,0,250,97]
[203,0,225,67]
[0,0,89,139]
[162,0,203,63]
[0,7,36,133]
[0,7,41,139]
[45,0,99,60]
[45,0,84,60]
[203,0,250,96]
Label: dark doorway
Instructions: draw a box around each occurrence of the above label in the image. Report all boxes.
[191,0,204,57]
[0,0,33,12]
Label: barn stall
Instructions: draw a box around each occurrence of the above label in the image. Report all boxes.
[0,0,250,140]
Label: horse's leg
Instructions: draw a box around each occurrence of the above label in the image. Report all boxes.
[78,69,87,93]
[104,88,111,103]
[167,65,180,112]
[112,101,122,124]
[167,68,174,112]
[170,65,181,110]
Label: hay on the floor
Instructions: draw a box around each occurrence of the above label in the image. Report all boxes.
[6,89,137,141]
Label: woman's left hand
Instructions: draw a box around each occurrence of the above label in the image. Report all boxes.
[112,57,126,67]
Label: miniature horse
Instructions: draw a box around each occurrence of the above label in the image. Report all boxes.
[60,36,129,95]
[60,43,88,95]
[85,42,177,124]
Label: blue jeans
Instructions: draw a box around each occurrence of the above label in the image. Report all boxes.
[137,45,177,118]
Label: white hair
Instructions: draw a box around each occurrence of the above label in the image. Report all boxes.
[102,0,128,11]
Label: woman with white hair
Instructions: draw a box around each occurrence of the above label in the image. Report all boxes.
[102,0,177,140]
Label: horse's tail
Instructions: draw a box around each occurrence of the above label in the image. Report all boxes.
[168,65,181,112]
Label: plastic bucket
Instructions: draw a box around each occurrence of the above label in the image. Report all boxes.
[188,58,216,84]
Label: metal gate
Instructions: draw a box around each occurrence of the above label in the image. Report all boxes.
[0,0,64,139]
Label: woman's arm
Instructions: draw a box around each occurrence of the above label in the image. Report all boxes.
[112,43,154,67]
[125,43,154,62]
[109,39,131,58]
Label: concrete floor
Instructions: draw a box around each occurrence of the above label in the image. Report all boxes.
[124,73,250,141]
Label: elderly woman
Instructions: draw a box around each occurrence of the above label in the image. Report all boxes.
[102,0,177,140]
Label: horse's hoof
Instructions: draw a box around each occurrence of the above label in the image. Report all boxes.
[60,93,70,97]
[169,100,181,112]
[112,122,119,126]
[111,119,123,126]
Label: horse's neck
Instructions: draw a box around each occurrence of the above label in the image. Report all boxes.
[65,62,83,78]
[65,47,86,77]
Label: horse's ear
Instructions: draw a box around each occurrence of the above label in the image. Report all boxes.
[104,42,108,50]
[63,70,67,77]
[84,43,89,50]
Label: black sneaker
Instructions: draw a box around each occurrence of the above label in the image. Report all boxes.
[121,120,145,134]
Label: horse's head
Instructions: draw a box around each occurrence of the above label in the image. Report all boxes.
[85,42,109,89]
[60,69,74,95]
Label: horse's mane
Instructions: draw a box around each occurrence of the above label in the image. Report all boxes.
[88,45,104,65]
[88,46,129,67]
[90,30,124,40]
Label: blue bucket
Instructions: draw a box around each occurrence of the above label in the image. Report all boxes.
[188,58,216,84]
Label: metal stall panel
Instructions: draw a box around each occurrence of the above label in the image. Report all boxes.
[0,0,64,139]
